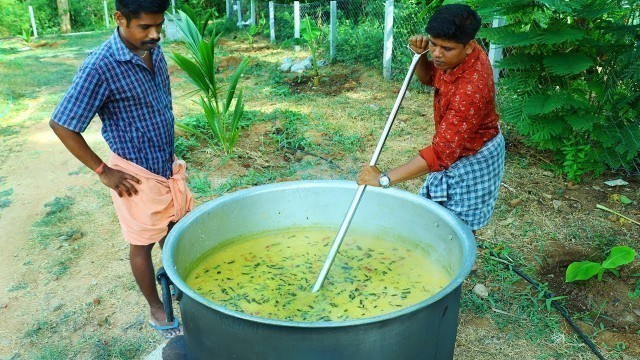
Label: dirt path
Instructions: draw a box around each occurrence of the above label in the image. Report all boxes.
[0,116,107,355]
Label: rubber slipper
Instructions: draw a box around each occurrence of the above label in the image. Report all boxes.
[148,318,181,339]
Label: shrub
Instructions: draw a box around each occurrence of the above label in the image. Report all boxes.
[472,0,640,182]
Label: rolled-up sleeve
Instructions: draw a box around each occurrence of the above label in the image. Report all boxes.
[51,62,108,132]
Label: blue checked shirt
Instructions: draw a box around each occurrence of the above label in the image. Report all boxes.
[52,28,175,179]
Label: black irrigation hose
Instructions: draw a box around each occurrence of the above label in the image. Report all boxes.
[486,250,607,360]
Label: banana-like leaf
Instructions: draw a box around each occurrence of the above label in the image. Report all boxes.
[169,53,209,94]
[223,57,250,113]
[301,17,321,43]
[282,37,308,47]
[543,53,593,75]
[602,246,635,270]
[566,261,602,282]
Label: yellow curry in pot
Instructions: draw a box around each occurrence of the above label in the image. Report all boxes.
[186,228,451,322]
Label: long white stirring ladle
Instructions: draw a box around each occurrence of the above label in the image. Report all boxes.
[312,46,429,293]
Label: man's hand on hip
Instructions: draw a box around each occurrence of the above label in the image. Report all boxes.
[99,166,141,197]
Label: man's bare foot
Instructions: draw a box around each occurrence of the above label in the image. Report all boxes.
[149,307,182,339]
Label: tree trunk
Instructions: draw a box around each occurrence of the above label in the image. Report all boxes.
[57,0,71,34]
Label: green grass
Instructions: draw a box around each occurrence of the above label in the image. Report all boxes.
[213,168,291,195]
[26,323,155,360]
[68,166,90,176]
[30,345,70,360]
[41,196,74,218]
[270,109,362,158]
[0,187,13,209]
[0,31,110,127]
[174,136,201,160]
[188,172,213,198]
[461,244,600,358]
[29,196,82,278]
[7,281,29,292]
[0,124,19,137]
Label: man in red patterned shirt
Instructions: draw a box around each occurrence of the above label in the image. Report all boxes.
[358,4,505,231]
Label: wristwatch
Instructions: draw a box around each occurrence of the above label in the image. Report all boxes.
[378,173,391,188]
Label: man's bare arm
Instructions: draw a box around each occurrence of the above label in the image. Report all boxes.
[49,120,140,197]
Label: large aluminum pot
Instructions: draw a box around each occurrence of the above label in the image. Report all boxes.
[163,180,475,360]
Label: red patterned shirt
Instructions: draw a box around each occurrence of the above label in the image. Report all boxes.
[419,44,500,172]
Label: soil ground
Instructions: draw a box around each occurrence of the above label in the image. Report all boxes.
[0,31,638,359]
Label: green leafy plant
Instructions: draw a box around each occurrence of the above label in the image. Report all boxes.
[180,4,214,37]
[629,275,640,299]
[170,10,250,155]
[245,15,265,49]
[565,246,636,282]
[471,0,640,182]
[20,27,32,46]
[283,16,323,85]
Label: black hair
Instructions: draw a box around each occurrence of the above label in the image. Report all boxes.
[116,0,170,24]
[425,4,481,44]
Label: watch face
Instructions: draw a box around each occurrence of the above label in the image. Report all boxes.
[379,175,390,187]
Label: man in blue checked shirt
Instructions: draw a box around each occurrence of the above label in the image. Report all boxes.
[50,0,193,339]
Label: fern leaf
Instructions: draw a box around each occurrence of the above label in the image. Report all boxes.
[566,113,600,131]
[543,53,593,75]
[523,93,573,115]
[534,27,585,45]
[536,0,576,13]
[495,53,540,70]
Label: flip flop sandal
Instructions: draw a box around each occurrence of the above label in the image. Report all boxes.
[148,318,181,339]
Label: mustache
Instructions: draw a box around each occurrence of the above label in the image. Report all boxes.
[142,39,160,45]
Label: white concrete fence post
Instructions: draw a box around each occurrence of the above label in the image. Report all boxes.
[226,0,231,18]
[488,16,506,84]
[250,0,256,26]
[330,1,337,61]
[103,0,110,28]
[237,0,243,28]
[269,1,275,43]
[29,6,38,38]
[171,0,176,15]
[294,1,300,38]
[293,1,300,51]
[383,0,394,80]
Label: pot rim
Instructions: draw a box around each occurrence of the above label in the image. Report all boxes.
[163,180,476,328]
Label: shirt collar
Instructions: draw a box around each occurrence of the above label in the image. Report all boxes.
[441,44,480,83]
[111,27,156,62]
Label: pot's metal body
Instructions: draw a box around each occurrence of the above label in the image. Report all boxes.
[163,180,476,360]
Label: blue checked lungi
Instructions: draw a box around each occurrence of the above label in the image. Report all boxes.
[419,133,505,230]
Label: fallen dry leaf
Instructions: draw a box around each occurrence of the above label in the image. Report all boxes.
[510,198,523,208]
[567,182,580,190]
[499,217,516,226]
[473,283,489,298]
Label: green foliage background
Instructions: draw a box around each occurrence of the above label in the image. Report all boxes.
[1,0,637,180]
[0,0,117,36]
[468,0,640,181]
